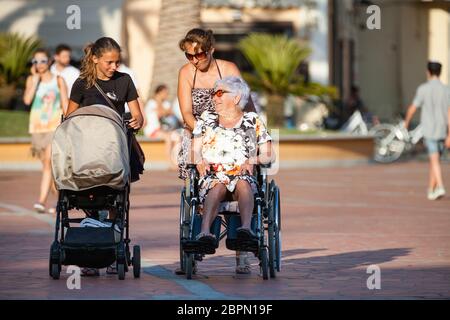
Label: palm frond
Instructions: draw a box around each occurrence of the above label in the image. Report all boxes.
[238,33,311,95]
[0,32,42,84]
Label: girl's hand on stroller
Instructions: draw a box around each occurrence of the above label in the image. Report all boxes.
[127,117,142,130]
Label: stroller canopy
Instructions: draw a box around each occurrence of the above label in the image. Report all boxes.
[52,104,130,191]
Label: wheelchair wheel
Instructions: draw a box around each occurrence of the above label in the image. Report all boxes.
[185,253,194,280]
[268,202,276,278]
[273,186,282,272]
[132,245,141,278]
[260,247,269,280]
[179,188,190,272]
[268,184,281,277]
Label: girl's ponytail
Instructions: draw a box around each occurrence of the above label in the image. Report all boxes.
[80,43,97,88]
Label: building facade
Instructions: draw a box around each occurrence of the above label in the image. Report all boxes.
[1,0,449,121]
[332,0,450,121]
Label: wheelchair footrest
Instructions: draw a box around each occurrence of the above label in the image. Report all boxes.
[226,238,259,253]
[182,240,216,255]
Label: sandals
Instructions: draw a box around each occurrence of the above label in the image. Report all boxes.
[236,227,257,240]
[106,264,118,274]
[81,267,100,277]
[195,232,217,245]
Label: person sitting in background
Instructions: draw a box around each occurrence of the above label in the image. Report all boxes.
[345,85,379,126]
[144,84,182,168]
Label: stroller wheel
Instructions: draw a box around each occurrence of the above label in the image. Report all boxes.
[132,245,141,278]
[118,263,125,280]
[50,263,60,280]
[49,242,61,279]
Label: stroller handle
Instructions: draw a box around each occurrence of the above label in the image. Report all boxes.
[122,112,139,133]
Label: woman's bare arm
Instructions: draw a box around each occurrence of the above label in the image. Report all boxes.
[127,99,144,130]
[23,75,40,106]
[257,141,275,165]
[66,100,80,116]
[178,66,196,131]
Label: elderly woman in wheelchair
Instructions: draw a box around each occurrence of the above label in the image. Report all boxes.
[192,77,273,246]
[180,77,277,278]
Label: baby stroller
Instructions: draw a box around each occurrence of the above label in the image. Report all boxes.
[49,104,141,280]
[179,163,281,280]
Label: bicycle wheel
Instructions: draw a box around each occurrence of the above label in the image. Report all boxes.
[370,124,406,163]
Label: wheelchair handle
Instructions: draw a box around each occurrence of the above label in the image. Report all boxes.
[260,163,272,169]
[186,164,197,170]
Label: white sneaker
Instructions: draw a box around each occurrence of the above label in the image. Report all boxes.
[433,187,446,200]
[33,203,45,213]
[427,189,435,200]
[428,187,446,201]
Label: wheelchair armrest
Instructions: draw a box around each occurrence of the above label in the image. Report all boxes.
[259,162,272,169]
[186,163,197,170]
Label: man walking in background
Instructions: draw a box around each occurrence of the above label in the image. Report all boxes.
[50,44,80,112]
[404,61,450,200]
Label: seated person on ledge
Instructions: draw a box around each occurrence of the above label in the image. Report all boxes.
[191,76,275,248]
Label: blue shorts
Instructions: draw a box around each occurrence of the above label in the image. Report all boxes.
[424,139,445,155]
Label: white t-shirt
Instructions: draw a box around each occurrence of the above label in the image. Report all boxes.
[50,64,80,97]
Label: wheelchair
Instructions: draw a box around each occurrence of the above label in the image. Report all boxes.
[179,163,281,280]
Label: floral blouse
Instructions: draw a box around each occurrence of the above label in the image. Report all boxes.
[193,111,271,171]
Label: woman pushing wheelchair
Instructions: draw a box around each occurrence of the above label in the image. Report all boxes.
[190,76,275,251]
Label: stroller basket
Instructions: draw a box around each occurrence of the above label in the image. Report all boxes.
[62,227,120,268]
[64,227,119,247]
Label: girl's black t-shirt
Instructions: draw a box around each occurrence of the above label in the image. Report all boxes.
[70,71,138,115]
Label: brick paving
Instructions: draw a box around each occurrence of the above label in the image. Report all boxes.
[0,161,449,299]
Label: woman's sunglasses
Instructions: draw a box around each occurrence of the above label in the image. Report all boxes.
[212,89,230,97]
[31,59,49,65]
[184,51,208,61]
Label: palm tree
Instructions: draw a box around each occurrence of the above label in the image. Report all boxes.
[0,32,41,109]
[238,33,311,128]
[151,0,201,100]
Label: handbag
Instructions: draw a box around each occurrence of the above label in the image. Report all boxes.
[94,82,145,182]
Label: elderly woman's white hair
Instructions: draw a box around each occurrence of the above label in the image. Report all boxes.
[214,76,250,109]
